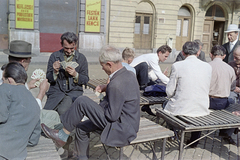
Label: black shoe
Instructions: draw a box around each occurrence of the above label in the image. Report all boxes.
[223,136,236,145]
[140,84,147,90]
[234,128,239,134]
[141,105,156,116]
[186,140,198,148]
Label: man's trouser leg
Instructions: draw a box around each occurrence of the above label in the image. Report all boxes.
[56,95,73,115]
[40,109,61,129]
[75,120,100,160]
[134,62,149,87]
[60,96,108,159]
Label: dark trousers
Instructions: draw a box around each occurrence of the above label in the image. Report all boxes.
[209,97,235,137]
[55,95,72,115]
[134,62,149,86]
[60,96,108,160]
[209,97,229,110]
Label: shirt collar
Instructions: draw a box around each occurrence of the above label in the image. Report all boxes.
[109,68,122,80]
[231,39,238,46]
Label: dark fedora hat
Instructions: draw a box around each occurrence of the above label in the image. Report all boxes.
[3,40,37,57]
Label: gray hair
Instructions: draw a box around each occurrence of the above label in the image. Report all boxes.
[182,41,199,55]
[211,45,226,56]
[193,39,203,47]
[233,45,240,54]
[99,45,122,63]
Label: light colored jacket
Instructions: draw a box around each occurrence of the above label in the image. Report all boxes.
[164,55,212,117]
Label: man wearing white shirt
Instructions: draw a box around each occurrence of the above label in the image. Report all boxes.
[130,45,171,116]
[222,24,240,63]
[130,45,172,89]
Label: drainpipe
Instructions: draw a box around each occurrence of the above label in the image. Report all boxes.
[107,0,111,44]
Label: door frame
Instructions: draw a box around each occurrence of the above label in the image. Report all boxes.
[176,15,192,51]
[134,12,153,49]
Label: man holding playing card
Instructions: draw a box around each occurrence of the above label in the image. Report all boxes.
[45,32,89,116]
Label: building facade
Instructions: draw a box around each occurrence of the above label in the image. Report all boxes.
[0,0,240,56]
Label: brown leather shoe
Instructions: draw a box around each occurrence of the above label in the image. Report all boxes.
[41,123,66,148]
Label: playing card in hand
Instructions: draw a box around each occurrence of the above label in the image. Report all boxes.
[31,69,46,87]
[71,62,79,68]
[60,61,67,69]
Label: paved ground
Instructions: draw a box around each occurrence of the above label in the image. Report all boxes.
[0,51,239,160]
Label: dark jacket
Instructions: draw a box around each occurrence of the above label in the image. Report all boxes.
[100,67,140,147]
[223,40,240,63]
[175,51,206,62]
[44,49,89,110]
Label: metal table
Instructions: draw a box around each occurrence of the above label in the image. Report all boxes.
[156,108,240,160]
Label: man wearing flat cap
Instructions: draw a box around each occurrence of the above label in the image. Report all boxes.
[222,24,240,63]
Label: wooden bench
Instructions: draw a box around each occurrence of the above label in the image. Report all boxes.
[87,79,168,106]
[26,136,61,160]
[94,117,174,160]
[155,108,240,160]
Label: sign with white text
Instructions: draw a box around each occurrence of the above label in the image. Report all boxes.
[85,0,101,32]
[15,0,34,29]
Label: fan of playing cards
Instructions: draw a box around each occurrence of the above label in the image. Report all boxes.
[31,69,46,87]
[60,61,79,69]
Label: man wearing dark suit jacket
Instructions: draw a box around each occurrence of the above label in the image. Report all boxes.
[44,32,89,115]
[222,24,240,63]
[41,45,140,160]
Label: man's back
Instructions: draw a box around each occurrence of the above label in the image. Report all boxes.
[164,56,212,117]
[0,84,40,159]
[209,58,235,97]
[100,67,140,147]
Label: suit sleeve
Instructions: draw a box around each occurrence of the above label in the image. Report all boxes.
[46,53,56,84]
[166,64,178,98]
[76,54,89,85]
[104,84,124,122]
[27,120,41,147]
[0,86,11,123]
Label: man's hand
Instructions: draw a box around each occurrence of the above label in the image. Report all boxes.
[232,111,240,116]
[39,79,50,93]
[27,79,40,90]
[66,66,77,77]
[37,79,49,101]
[53,60,60,73]
[163,67,169,76]
[234,86,240,93]
[95,84,107,93]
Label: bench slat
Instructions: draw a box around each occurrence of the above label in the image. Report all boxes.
[26,136,60,160]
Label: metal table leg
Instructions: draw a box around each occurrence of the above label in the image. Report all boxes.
[178,131,185,160]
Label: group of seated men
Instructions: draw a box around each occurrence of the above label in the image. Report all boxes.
[1,24,240,159]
